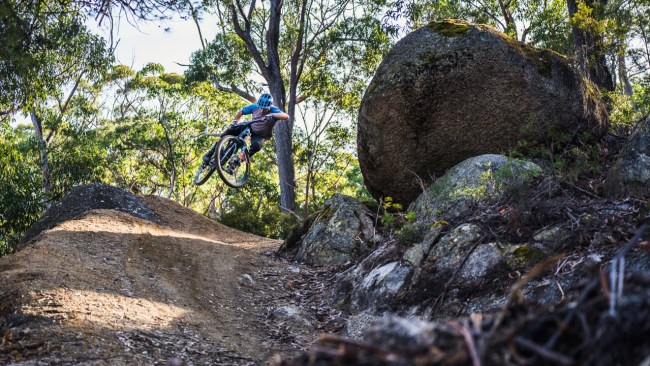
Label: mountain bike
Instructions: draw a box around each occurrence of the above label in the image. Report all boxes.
[194,123,252,188]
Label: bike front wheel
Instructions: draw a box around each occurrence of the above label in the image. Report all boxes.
[215,136,250,188]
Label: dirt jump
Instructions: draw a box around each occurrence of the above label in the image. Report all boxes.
[0,188,336,365]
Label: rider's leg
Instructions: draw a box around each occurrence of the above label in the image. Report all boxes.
[248,134,265,157]
[220,124,245,138]
[203,143,217,164]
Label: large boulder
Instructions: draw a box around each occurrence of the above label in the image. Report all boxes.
[357,19,608,204]
[604,115,650,198]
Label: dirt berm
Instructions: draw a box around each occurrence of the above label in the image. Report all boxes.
[0,185,336,365]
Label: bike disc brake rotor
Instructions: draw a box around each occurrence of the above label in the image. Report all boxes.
[224,155,245,181]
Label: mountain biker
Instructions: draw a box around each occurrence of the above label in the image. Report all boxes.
[202,93,289,168]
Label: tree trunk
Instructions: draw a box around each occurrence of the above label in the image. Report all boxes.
[268,0,296,213]
[160,118,175,199]
[303,157,313,218]
[269,81,296,214]
[566,0,615,91]
[273,105,296,213]
[30,112,52,208]
[618,53,634,97]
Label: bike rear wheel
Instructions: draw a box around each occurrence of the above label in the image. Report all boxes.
[215,135,250,188]
[194,145,218,186]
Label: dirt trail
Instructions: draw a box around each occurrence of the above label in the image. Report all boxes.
[0,195,327,365]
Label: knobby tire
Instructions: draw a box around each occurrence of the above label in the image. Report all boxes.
[194,143,218,186]
[215,135,250,188]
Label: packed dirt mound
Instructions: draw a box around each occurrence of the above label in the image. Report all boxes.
[0,191,337,365]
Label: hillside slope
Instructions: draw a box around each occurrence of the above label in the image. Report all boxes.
[0,194,329,365]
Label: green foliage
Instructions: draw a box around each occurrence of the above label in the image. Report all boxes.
[219,199,298,239]
[0,0,112,111]
[216,148,299,239]
[378,196,408,228]
[526,0,571,52]
[607,76,650,130]
[512,134,601,183]
[299,15,392,112]
[186,33,253,86]
[0,125,43,253]
[375,196,423,244]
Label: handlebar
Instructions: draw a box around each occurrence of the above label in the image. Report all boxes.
[201,117,265,136]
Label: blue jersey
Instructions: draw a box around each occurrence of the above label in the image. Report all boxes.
[242,104,282,138]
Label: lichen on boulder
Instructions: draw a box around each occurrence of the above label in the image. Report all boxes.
[288,194,381,267]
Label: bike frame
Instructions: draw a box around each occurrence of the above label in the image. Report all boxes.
[221,124,252,163]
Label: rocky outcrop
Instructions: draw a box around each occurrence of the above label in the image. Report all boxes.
[357,19,608,204]
[284,194,381,266]
[331,155,545,315]
[604,115,650,198]
[304,291,650,366]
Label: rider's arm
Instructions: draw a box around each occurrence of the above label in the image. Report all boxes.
[268,112,289,120]
[266,107,289,121]
[233,109,244,122]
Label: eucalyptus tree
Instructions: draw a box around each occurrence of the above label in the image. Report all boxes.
[387,0,570,47]
[186,0,392,213]
[566,0,615,90]
[0,1,112,206]
[0,0,191,117]
[104,64,195,199]
[101,63,247,211]
[293,101,354,217]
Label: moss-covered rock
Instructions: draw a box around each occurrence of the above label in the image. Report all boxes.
[410,154,542,224]
[426,19,471,36]
[293,194,381,266]
[504,244,545,269]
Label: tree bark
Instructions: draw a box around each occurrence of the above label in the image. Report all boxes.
[159,113,175,199]
[229,0,296,213]
[566,0,615,91]
[268,0,295,213]
[273,98,296,213]
[618,53,636,110]
[30,112,52,208]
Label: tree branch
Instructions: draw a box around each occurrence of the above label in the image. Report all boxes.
[290,0,309,104]
[229,0,272,81]
[59,71,86,114]
[187,0,206,50]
